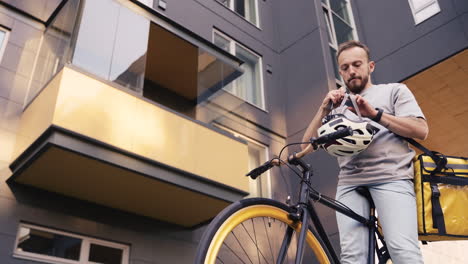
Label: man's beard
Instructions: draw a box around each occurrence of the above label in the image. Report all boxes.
[346,74,369,94]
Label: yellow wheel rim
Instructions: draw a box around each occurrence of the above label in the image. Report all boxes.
[205,204,331,264]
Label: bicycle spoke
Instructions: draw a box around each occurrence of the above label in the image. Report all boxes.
[240,220,271,264]
[221,240,249,264]
[251,219,260,264]
[231,230,255,264]
[216,256,225,264]
[262,217,275,264]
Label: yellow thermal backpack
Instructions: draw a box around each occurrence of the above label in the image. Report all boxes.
[410,140,468,241]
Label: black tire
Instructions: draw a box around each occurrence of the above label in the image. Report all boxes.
[195,198,334,264]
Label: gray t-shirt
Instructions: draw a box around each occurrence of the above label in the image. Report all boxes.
[336,83,425,186]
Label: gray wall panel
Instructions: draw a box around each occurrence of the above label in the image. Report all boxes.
[460,12,468,40]
[282,29,329,137]
[354,0,461,63]
[273,0,319,52]
[452,0,468,14]
[372,18,467,83]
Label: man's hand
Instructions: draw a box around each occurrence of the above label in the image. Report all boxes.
[347,95,428,140]
[321,89,346,113]
[347,94,378,119]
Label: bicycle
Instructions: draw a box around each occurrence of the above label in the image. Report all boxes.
[195,127,391,264]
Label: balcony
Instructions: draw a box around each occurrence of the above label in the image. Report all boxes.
[9,66,249,227]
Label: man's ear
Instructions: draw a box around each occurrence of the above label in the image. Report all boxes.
[369,61,375,73]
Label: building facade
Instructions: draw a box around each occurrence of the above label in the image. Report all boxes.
[0,0,466,263]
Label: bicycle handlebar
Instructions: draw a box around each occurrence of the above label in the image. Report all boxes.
[311,126,353,146]
[246,127,354,179]
[246,161,274,179]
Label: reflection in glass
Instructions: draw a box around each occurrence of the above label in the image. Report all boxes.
[28,0,80,104]
[218,0,257,25]
[16,227,82,261]
[89,243,123,264]
[330,0,351,24]
[330,47,341,81]
[213,33,230,52]
[323,8,335,45]
[1,0,62,22]
[213,33,234,92]
[73,0,149,93]
[217,0,231,7]
[411,0,434,11]
[235,0,257,25]
[332,14,353,44]
[212,32,263,109]
[233,44,261,107]
[73,0,120,80]
[110,7,149,93]
[0,30,6,49]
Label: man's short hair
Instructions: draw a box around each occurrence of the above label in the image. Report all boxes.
[337,40,371,61]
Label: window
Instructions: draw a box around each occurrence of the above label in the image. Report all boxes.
[0,26,10,63]
[408,0,441,24]
[14,223,129,264]
[217,0,259,26]
[136,0,154,7]
[322,0,358,87]
[214,124,271,198]
[213,30,265,109]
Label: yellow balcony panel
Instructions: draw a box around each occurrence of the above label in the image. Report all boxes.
[9,67,249,227]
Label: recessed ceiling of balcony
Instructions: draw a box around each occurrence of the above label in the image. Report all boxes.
[403,49,468,157]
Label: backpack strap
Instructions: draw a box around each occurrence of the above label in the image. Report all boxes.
[404,137,447,173]
[430,183,446,234]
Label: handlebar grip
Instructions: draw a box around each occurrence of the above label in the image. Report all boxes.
[246,161,274,180]
[313,127,353,145]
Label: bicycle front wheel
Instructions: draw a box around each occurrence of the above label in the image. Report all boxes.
[195,198,333,264]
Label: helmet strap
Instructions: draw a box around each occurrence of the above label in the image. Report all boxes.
[348,94,363,121]
[338,93,364,121]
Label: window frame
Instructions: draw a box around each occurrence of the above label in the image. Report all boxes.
[0,25,10,63]
[213,123,271,198]
[13,223,130,264]
[408,0,441,25]
[212,29,266,110]
[321,0,358,88]
[216,0,260,28]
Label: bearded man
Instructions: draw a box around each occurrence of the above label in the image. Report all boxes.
[302,40,427,264]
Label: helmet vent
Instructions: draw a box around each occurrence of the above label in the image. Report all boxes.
[354,129,364,135]
[335,125,348,131]
[338,150,354,154]
[342,138,356,144]
[363,140,370,145]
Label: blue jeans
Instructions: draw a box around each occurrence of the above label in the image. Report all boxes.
[336,180,423,264]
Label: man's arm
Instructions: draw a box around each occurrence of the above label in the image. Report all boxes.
[354,95,429,140]
[377,114,428,140]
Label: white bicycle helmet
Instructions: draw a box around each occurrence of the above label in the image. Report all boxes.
[318,114,377,157]
[318,93,378,157]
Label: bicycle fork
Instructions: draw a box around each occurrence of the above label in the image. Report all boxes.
[277,162,312,264]
[276,206,310,264]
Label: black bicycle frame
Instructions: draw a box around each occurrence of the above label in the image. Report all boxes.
[283,158,380,264]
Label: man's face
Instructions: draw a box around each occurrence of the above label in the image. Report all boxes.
[338,47,375,94]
